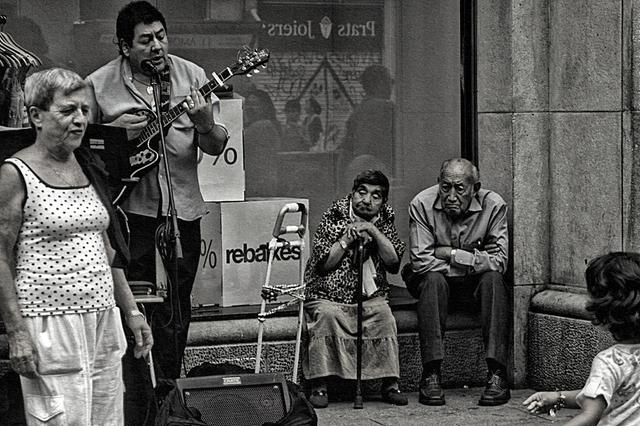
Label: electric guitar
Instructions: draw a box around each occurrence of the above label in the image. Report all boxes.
[111,47,270,205]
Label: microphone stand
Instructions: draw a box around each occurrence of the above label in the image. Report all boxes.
[149,68,184,379]
[149,69,183,262]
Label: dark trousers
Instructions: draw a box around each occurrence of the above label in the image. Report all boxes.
[122,213,201,426]
[409,271,510,370]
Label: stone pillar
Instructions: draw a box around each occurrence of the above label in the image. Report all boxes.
[477,0,551,387]
[477,0,630,387]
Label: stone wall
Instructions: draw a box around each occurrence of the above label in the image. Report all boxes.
[477,0,638,387]
[183,308,487,392]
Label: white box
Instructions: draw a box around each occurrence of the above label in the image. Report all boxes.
[197,95,244,202]
[157,198,310,307]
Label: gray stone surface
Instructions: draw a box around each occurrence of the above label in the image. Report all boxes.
[512,0,549,111]
[478,113,513,208]
[512,113,550,286]
[549,0,621,111]
[512,285,543,387]
[530,289,591,320]
[527,312,614,390]
[316,387,579,426]
[625,112,640,251]
[183,325,487,392]
[477,0,512,112]
[631,0,640,111]
[549,112,622,286]
[622,0,633,110]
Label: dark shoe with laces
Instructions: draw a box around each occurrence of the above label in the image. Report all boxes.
[419,373,445,406]
[478,371,510,406]
[309,388,329,408]
[381,387,408,406]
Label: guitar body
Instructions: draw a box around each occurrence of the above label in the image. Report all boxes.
[109,47,270,205]
[111,112,164,205]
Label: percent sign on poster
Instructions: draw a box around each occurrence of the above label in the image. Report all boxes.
[200,238,217,270]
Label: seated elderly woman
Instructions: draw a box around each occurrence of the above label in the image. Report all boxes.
[0,68,153,425]
[303,169,407,408]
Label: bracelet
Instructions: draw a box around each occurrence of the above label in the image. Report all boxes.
[338,239,349,251]
[549,391,566,416]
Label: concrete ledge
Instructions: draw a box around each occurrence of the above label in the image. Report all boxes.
[188,304,480,346]
[529,288,591,319]
[184,304,486,390]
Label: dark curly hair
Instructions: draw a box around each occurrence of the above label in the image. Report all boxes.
[585,252,640,342]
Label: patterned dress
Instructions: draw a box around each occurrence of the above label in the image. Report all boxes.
[303,194,405,380]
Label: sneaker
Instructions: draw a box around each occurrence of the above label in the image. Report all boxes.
[381,387,408,406]
[478,371,510,406]
[418,373,445,406]
[309,389,329,408]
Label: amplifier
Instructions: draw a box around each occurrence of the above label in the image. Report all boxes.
[176,372,290,426]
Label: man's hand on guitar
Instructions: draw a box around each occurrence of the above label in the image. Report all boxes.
[108,112,149,140]
[185,84,214,133]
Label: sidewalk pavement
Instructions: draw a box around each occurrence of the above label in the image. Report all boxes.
[315,387,578,425]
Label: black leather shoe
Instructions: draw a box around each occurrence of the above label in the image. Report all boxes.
[381,387,408,406]
[309,389,329,408]
[478,371,511,406]
[419,373,445,406]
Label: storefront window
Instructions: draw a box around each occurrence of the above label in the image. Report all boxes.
[0,0,462,238]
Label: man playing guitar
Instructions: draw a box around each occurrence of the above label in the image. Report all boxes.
[85,1,229,424]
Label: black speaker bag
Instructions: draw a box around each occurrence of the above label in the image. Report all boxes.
[263,381,317,426]
[155,379,208,426]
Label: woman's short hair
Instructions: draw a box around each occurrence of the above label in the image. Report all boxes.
[24,68,86,110]
[352,169,390,201]
[585,252,640,341]
[116,0,167,56]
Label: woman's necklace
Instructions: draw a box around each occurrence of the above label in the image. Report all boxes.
[50,166,77,186]
[46,151,84,186]
[132,75,154,95]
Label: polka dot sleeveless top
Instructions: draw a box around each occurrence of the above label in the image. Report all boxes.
[6,158,116,317]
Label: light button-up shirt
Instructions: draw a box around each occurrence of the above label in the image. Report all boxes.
[408,185,508,277]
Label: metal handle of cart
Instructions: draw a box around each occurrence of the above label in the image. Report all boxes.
[255,203,308,384]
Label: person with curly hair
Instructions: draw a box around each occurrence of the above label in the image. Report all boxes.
[523,251,640,425]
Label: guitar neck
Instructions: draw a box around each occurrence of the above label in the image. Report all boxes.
[137,67,234,144]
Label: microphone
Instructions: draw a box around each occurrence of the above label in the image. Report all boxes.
[141,59,159,75]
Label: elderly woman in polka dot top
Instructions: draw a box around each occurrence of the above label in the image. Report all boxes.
[0,68,153,425]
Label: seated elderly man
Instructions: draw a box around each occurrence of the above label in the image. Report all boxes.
[404,158,510,406]
[303,169,407,408]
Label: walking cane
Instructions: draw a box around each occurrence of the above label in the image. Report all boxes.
[354,238,365,409]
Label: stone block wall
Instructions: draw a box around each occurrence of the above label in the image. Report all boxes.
[477,0,639,387]
[528,312,614,390]
[183,309,487,394]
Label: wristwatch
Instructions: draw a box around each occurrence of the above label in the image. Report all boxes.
[338,239,349,251]
[450,248,457,262]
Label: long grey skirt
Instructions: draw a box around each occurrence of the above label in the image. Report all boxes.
[302,297,400,380]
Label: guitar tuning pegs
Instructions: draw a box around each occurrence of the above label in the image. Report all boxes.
[261,64,267,69]
[247,72,253,77]
[253,69,260,74]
